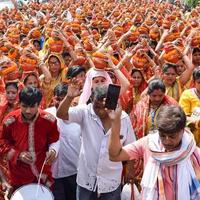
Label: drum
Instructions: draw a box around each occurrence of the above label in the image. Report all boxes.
[10,183,54,200]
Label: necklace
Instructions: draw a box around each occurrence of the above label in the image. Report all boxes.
[149,104,161,130]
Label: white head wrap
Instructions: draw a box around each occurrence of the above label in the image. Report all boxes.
[79,68,112,104]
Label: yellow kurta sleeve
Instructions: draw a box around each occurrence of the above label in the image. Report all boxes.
[179,89,192,116]
[179,89,200,116]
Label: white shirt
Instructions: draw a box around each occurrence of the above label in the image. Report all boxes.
[68,103,136,193]
[45,107,81,179]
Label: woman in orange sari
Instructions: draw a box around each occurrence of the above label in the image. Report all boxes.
[0,82,19,200]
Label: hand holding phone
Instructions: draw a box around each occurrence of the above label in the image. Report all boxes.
[105,84,121,110]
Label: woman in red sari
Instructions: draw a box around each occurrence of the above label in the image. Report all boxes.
[0,82,19,134]
[0,82,19,200]
[131,78,178,139]
[121,69,148,114]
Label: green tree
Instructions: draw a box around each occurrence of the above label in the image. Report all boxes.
[184,0,200,8]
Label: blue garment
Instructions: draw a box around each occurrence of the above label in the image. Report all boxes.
[76,184,121,200]
[40,36,45,49]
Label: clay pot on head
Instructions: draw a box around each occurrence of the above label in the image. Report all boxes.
[19,55,38,72]
[92,52,118,70]
[92,52,108,70]
[0,62,18,76]
[30,28,41,39]
[149,27,160,41]
[162,45,182,64]
[48,37,64,53]
[8,48,20,60]
[191,35,200,47]
[131,52,148,69]
[138,25,149,35]
[128,31,140,42]
[113,27,124,38]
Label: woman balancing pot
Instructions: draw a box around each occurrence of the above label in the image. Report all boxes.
[179,67,200,146]
[121,69,148,114]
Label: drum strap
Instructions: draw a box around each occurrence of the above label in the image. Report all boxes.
[131,183,135,200]
[35,158,47,198]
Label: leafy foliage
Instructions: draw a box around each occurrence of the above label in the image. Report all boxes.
[184,0,200,8]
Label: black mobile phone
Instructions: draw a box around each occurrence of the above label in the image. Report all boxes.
[105,84,121,110]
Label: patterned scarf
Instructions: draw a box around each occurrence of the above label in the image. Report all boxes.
[141,130,200,200]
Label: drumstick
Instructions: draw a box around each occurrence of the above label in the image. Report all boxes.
[35,158,47,198]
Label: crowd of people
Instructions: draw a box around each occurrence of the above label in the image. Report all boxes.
[0,0,200,199]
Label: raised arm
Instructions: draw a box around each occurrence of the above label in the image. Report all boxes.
[35,51,52,82]
[56,78,81,120]
[107,55,130,95]
[155,29,169,53]
[180,54,195,86]
[58,30,78,61]
[10,0,18,10]
[108,106,131,162]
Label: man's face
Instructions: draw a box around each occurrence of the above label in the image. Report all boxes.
[92,77,107,90]
[93,98,108,119]
[159,129,184,151]
[21,103,39,121]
